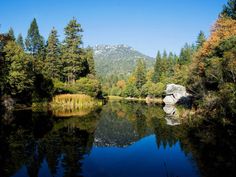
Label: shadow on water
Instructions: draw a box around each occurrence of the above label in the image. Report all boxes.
[0,101,235,177]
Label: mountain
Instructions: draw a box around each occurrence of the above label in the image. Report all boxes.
[93,44,155,79]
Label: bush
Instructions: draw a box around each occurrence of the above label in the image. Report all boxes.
[75,77,102,97]
[141,81,165,97]
[123,83,140,97]
[53,77,102,98]
[110,86,122,96]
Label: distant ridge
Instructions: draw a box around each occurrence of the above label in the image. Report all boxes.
[93,44,155,78]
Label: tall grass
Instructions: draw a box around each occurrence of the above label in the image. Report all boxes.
[52,108,94,117]
[51,94,103,110]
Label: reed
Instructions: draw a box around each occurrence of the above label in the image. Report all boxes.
[51,94,102,110]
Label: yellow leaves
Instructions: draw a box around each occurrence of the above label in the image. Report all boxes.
[197,17,236,58]
[128,75,136,84]
[116,80,126,89]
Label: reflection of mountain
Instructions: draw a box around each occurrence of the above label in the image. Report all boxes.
[93,101,156,148]
[94,112,141,147]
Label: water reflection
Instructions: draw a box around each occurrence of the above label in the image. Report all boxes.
[0,101,235,177]
[163,105,181,126]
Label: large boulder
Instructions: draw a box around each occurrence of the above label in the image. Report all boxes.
[163,84,189,105]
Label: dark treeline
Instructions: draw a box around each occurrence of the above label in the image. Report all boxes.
[0,18,101,107]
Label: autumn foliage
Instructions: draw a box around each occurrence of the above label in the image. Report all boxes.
[188,15,236,121]
[197,17,236,58]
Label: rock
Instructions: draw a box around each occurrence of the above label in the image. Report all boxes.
[163,95,177,105]
[163,105,177,115]
[163,84,189,105]
[165,116,181,126]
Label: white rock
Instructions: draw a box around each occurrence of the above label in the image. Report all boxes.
[163,84,189,105]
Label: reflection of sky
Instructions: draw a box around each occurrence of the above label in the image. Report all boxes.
[82,135,200,177]
[12,135,199,177]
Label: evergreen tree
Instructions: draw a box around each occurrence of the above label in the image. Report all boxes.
[152,51,162,83]
[167,52,175,77]
[134,58,146,89]
[162,50,168,60]
[62,18,84,83]
[196,31,206,49]
[221,0,236,19]
[178,43,194,65]
[8,27,15,41]
[44,27,61,79]
[85,48,96,76]
[16,33,24,49]
[25,18,44,55]
[161,50,168,75]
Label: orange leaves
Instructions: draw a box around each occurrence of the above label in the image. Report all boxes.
[197,17,236,58]
[116,80,126,89]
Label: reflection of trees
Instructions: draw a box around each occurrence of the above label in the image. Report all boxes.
[1,101,235,177]
[180,119,236,177]
[0,110,98,177]
[98,101,181,148]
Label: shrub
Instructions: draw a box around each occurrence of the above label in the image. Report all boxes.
[123,83,140,97]
[141,81,165,97]
[53,77,102,98]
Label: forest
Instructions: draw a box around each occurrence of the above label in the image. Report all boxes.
[0,1,236,177]
[0,0,236,122]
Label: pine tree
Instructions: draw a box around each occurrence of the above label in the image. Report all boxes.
[221,0,236,19]
[62,18,84,83]
[8,27,15,41]
[25,18,44,55]
[152,51,162,83]
[161,50,168,75]
[85,48,96,76]
[134,58,146,89]
[196,31,206,49]
[44,27,61,79]
[16,33,24,49]
[178,43,193,65]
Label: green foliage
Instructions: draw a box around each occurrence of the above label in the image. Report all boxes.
[32,74,54,102]
[3,41,33,95]
[110,86,122,96]
[134,58,147,89]
[75,77,102,97]
[0,18,101,107]
[141,81,165,97]
[54,77,102,98]
[25,18,45,56]
[123,83,140,97]
[178,43,195,65]
[221,0,236,20]
[152,51,162,83]
[44,27,61,79]
[16,34,24,49]
[196,31,206,49]
[62,18,86,83]
[8,27,15,41]
[84,48,96,76]
[172,64,190,85]
[188,36,236,120]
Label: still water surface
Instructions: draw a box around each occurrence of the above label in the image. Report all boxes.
[0,101,235,177]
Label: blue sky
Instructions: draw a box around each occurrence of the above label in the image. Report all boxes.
[1,0,227,57]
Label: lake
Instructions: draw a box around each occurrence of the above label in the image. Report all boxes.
[0,101,235,177]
